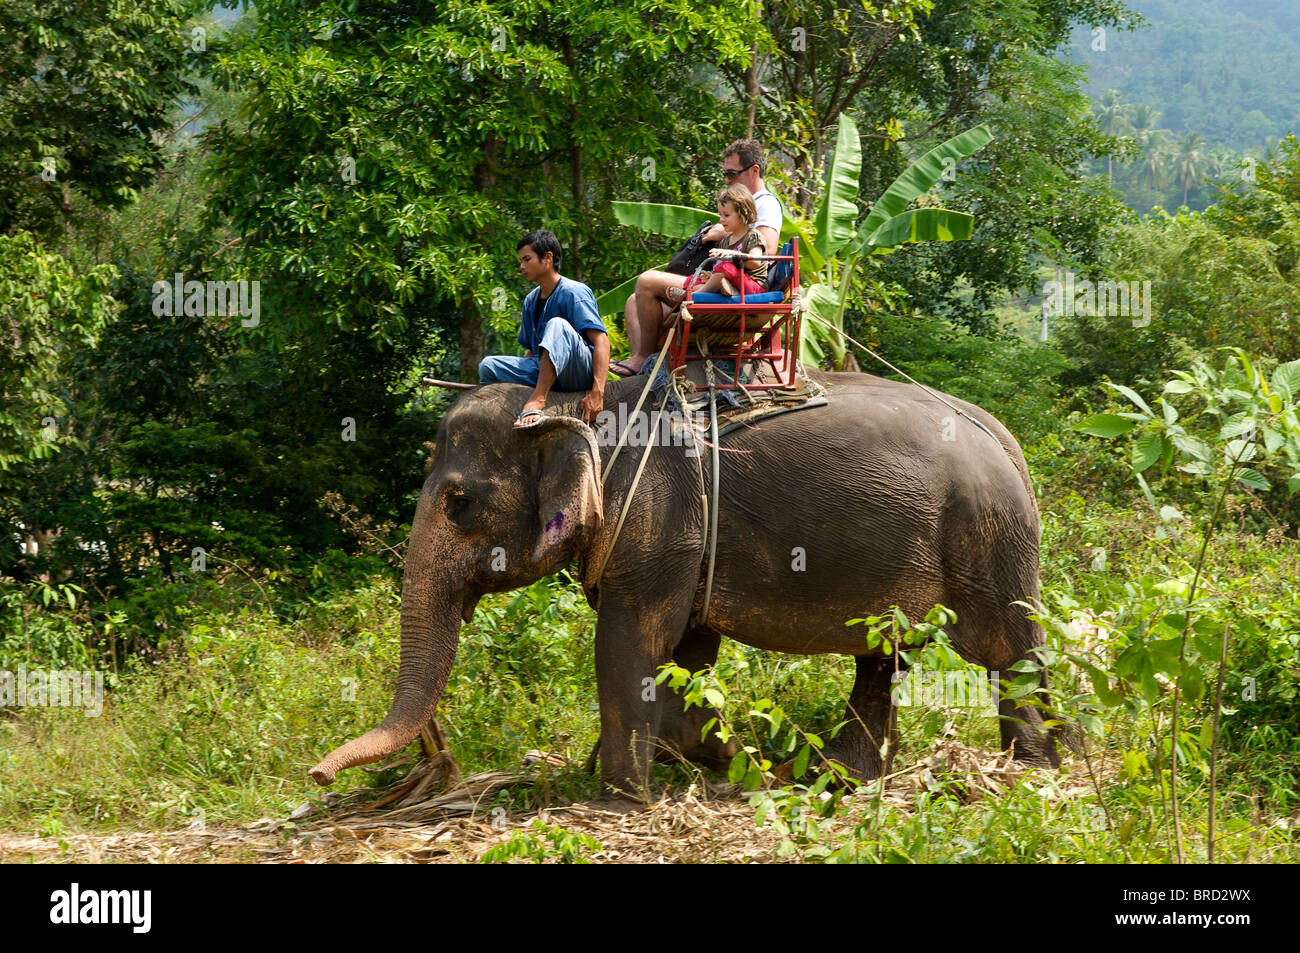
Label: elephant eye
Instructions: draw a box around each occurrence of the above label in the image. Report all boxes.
[445,491,475,522]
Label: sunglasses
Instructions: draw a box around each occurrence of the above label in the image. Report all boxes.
[722,164,754,180]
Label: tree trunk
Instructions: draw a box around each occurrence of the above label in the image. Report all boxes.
[745,57,760,137]
[562,37,584,279]
[459,295,485,383]
[744,1,762,137]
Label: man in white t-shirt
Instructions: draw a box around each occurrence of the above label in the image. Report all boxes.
[613,138,784,377]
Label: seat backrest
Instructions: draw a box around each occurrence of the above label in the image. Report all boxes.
[767,241,794,293]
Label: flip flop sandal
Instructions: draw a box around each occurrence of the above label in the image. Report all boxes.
[608,360,640,378]
[513,408,546,429]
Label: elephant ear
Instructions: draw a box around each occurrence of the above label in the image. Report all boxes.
[526,416,604,571]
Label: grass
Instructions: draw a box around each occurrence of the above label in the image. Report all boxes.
[1,438,1297,862]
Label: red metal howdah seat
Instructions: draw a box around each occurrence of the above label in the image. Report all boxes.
[660,237,802,391]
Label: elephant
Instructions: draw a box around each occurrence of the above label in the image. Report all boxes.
[308,370,1063,795]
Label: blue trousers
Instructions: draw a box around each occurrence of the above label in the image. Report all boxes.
[478,317,595,391]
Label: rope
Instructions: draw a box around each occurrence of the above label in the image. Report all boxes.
[800,310,1004,447]
[591,311,683,586]
[591,400,666,587]
[700,343,721,626]
[602,323,676,486]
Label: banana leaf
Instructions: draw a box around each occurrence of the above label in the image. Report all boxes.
[798,281,841,367]
[811,113,863,261]
[780,216,824,276]
[611,201,713,238]
[593,263,668,317]
[863,208,975,249]
[852,124,993,253]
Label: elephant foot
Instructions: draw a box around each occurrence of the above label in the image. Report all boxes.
[772,750,869,788]
[653,735,738,772]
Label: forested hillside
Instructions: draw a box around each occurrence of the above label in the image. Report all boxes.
[1070,0,1300,211]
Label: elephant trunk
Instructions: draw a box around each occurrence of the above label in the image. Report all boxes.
[309,522,461,786]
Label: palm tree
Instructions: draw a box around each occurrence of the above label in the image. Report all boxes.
[1093,89,1133,186]
[1127,104,1171,190]
[1170,132,1208,206]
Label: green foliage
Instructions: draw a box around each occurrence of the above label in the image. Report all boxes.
[202,0,755,356]
[861,309,1071,445]
[0,0,198,239]
[0,232,118,473]
[871,11,1133,334]
[1056,138,1300,390]
[797,120,989,369]
[853,126,991,251]
[0,572,404,829]
[1068,348,1300,858]
[479,819,602,864]
[1074,0,1300,211]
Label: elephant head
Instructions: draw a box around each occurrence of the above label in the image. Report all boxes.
[308,389,602,785]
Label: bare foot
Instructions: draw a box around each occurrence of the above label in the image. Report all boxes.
[513,397,546,428]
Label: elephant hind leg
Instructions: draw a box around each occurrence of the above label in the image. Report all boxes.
[818,656,900,782]
[654,627,737,770]
[993,667,1062,769]
[945,596,1064,770]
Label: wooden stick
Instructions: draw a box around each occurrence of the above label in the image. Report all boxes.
[421,377,476,391]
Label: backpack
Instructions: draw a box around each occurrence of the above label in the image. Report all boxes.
[665,221,719,276]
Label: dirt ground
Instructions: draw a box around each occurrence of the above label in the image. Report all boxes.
[0,742,1065,863]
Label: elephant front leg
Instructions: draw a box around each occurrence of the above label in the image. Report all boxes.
[594,625,669,799]
[593,590,697,798]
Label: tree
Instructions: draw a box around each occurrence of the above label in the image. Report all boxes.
[1055,137,1300,389]
[0,233,117,474]
[1170,132,1209,207]
[1127,103,1171,191]
[201,0,755,380]
[0,0,198,240]
[0,0,196,577]
[1093,89,1134,185]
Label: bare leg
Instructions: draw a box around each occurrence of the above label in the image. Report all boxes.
[627,271,686,371]
[623,293,644,366]
[695,272,724,295]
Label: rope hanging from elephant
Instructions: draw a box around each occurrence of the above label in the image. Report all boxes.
[591,311,723,627]
[591,326,678,588]
[800,310,1004,448]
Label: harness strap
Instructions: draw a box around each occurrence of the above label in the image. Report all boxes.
[592,315,680,585]
[698,340,721,626]
[699,383,721,626]
[591,401,665,587]
[602,321,676,486]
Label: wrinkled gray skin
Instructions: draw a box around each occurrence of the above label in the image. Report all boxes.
[309,371,1061,795]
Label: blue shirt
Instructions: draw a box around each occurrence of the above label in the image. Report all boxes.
[518,277,606,354]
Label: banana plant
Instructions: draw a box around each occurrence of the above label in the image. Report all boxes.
[598,117,993,371]
[797,116,991,369]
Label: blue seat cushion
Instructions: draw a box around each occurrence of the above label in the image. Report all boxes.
[691,290,786,305]
[767,241,794,292]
